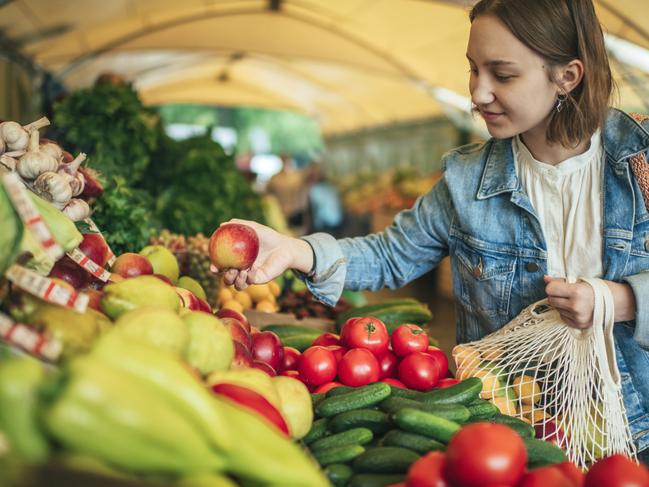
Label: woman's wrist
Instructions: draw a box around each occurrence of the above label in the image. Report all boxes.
[605,280,636,322]
[290,238,315,275]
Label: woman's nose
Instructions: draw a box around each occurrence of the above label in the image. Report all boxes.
[471,77,495,106]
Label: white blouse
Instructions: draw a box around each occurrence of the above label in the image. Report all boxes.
[513,131,604,281]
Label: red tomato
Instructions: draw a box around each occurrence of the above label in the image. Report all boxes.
[391,324,429,357]
[313,381,344,394]
[381,377,407,388]
[281,346,301,371]
[407,451,449,487]
[585,454,649,487]
[312,332,341,347]
[379,349,399,379]
[398,352,442,391]
[425,346,449,379]
[298,346,337,386]
[325,345,347,363]
[554,461,584,487]
[338,348,380,387]
[444,422,527,487]
[518,466,575,487]
[340,316,389,357]
[435,378,460,388]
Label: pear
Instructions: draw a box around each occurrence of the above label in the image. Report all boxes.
[100,275,180,319]
[177,276,207,301]
[207,368,281,410]
[272,376,313,439]
[182,311,233,375]
[112,306,189,357]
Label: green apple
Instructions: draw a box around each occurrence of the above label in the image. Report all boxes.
[177,276,207,301]
[139,245,180,284]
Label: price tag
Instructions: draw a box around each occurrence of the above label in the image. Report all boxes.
[83,218,116,266]
[6,265,89,313]
[66,248,112,282]
[0,312,63,362]
[2,173,63,261]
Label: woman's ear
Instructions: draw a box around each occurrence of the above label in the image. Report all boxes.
[557,59,584,94]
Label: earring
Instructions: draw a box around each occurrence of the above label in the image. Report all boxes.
[556,92,567,113]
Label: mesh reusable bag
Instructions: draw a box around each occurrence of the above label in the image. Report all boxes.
[452,277,636,468]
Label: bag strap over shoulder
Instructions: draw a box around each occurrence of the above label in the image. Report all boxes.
[629,113,649,210]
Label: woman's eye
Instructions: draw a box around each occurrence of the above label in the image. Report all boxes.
[494,73,513,81]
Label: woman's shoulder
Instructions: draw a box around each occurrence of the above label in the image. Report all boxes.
[441,139,495,172]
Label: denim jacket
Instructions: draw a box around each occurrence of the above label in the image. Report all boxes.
[303,108,649,451]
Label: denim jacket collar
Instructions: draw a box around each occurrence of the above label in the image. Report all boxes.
[476,108,649,200]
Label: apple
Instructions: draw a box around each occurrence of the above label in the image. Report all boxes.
[175,287,211,312]
[251,331,284,372]
[281,347,301,371]
[253,360,277,376]
[209,223,259,270]
[81,287,103,311]
[79,233,110,267]
[111,252,153,278]
[49,256,87,289]
[153,274,174,285]
[221,317,252,348]
[177,276,207,301]
[231,341,253,368]
[139,245,180,284]
[216,308,250,332]
[535,420,566,445]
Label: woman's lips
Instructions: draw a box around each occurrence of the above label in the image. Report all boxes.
[480,110,504,121]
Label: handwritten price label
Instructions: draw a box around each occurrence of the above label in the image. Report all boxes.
[67,248,112,282]
[0,312,63,362]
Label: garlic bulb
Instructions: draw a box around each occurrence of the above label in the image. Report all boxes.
[0,154,16,172]
[33,171,72,209]
[62,198,91,221]
[40,141,63,161]
[0,137,5,155]
[58,152,87,196]
[17,131,58,180]
[0,116,50,152]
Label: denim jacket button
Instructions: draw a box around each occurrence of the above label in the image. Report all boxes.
[526,262,539,272]
[473,266,482,278]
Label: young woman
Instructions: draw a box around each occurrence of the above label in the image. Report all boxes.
[215,0,649,458]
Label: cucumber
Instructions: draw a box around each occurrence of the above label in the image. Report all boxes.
[309,427,374,452]
[467,399,500,420]
[488,415,536,439]
[421,377,483,405]
[262,324,322,338]
[324,464,353,487]
[524,438,568,467]
[281,334,320,352]
[352,446,420,474]
[336,299,422,326]
[303,418,329,445]
[388,386,424,400]
[379,396,470,423]
[326,386,355,397]
[347,474,406,487]
[330,409,391,434]
[311,393,325,408]
[316,382,392,417]
[381,429,445,454]
[393,408,461,443]
[312,444,365,466]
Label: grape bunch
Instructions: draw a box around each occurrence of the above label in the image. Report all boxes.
[187,233,220,306]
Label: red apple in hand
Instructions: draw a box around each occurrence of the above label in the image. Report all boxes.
[111,252,153,278]
[79,233,110,267]
[209,223,259,270]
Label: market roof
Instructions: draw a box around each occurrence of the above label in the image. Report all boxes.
[2,0,649,134]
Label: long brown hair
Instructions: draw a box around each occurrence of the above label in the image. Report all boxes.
[470,0,614,147]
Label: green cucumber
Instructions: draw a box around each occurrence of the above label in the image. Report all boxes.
[262,324,322,338]
[467,399,500,420]
[488,415,535,439]
[393,408,461,443]
[309,427,374,452]
[347,474,406,487]
[421,377,483,405]
[352,446,420,474]
[303,418,329,445]
[524,438,568,467]
[324,463,353,487]
[330,409,391,434]
[381,429,445,454]
[335,299,422,326]
[281,334,320,352]
[326,386,355,397]
[311,393,325,408]
[389,386,424,400]
[316,382,391,417]
[312,444,365,466]
[379,396,470,423]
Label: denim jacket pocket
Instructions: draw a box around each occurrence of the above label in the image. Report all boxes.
[453,240,516,318]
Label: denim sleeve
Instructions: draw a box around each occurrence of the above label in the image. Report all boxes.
[301,179,453,306]
[622,271,649,349]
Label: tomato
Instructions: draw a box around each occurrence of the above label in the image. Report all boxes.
[297,346,337,386]
[337,348,380,387]
[435,378,460,388]
[425,346,449,379]
[281,346,301,371]
[554,462,584,487]
[325,345,347,363]
[391,324,429,357]
[379,349,399,379]
[313,381,344,394]
[444,422,527,487]
[381,377,407,388]
[407,451,449,487]
[312,332,341,347]
[585,454,649,487]
[398,352,442,391]
[518,466,575,487]
[340,316,389,357]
